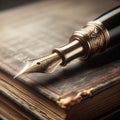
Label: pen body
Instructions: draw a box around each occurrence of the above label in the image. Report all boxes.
[96,6,120,47]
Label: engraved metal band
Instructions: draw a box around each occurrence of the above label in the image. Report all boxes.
[70,21,110,60]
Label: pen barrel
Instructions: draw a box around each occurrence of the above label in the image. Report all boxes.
[95,6,120,47]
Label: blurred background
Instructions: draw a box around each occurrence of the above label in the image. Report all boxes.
[0,0,39,10]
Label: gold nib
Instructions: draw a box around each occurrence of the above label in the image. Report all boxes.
[14,53,62,78]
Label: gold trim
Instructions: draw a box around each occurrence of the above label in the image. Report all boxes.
[69,21,110,60]
[88,21,110,47]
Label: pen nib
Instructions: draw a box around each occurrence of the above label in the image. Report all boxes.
[14,53,62,78]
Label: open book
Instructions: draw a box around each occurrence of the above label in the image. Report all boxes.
[0,0,120,120]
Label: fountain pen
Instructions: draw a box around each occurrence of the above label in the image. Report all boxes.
[15,6,120,78]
